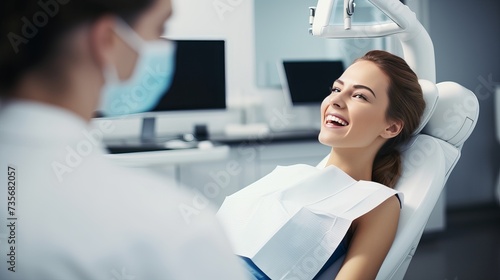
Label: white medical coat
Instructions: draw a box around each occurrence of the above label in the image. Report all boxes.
[0,100,249,280]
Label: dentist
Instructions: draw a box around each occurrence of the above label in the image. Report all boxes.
[0,0,248,279]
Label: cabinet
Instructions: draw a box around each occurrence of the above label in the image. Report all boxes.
[178,140,330,208]
[178,147,258,208]
[257,141,331,177]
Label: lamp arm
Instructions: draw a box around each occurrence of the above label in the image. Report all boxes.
[310,0,435,82]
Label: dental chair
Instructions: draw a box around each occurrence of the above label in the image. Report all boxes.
[315,80,480,279]
[308,1,480,277]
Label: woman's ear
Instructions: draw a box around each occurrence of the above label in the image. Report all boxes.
[381,119,404,139]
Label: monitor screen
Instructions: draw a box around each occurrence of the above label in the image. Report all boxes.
[151,39,226,111]
[279,60,345,105]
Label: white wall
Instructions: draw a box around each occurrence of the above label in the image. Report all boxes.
[159,0,326,131]
[254,0,336,87]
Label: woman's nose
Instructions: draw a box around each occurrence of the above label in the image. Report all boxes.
[329,91,346,108]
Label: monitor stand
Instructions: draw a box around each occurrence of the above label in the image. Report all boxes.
[105,116,211,154]
[140,116,192,146]
[140,117,157,143]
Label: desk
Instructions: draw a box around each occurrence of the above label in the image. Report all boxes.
[210,128,320,144]
[103,140,230,187]
[104,142,230,167]
[102,128,320,168]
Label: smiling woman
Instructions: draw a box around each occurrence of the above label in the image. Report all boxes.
[217,50,425,280]
[319,50,425,279]
[320,50,425,188]
[326,50,425,188]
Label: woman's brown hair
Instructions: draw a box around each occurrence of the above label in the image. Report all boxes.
[356,50,425,188]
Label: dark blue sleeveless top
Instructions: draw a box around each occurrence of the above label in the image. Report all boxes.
[239,234,350,280]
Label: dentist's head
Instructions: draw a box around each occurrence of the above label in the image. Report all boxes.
[0,0,174,120]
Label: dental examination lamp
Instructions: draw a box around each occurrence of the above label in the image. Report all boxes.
[309,0,435,83]
[309,0,479,279]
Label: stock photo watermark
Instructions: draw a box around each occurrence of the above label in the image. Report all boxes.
[11,0,173,183]
[475,73,498,101]
[286,232,343,279]
[212,0,244,21]
[110,267,135,280]
[7,0,71,54]
[399,136,438,180]
[51,60,169,182]
[340,0,410,62]
[5,165,19,273]
[427,92,478,142]
[51,120,115,182]
[178,106,297,224]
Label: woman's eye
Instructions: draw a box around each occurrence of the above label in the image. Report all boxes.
[329,86,341,93]
[353,93,367,101]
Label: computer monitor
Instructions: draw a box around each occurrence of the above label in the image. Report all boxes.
[277,60,345,106]
[96,39,227,146]
[152,39,226,111]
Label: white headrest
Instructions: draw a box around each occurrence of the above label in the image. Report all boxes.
[422,81,480,148]
[414,79,439,135]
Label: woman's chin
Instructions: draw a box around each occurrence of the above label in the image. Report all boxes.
[318,131,339,147]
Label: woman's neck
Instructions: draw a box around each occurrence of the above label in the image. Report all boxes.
[326,146,380,181]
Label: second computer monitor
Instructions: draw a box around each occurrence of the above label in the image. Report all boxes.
[278,60,345,106]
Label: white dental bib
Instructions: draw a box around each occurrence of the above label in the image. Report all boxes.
[217,164,402,280]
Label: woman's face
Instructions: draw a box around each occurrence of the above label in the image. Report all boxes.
[318,60,395,149]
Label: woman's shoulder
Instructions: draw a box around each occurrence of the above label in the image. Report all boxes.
[353,195,401,229]
[369,195,401,217]
[380,195,402,212]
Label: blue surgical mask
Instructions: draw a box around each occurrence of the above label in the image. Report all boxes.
[98,20,176,117]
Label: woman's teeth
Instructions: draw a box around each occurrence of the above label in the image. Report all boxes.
[326,115,348,126]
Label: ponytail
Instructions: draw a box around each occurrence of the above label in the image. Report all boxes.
[372,142,401,188]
